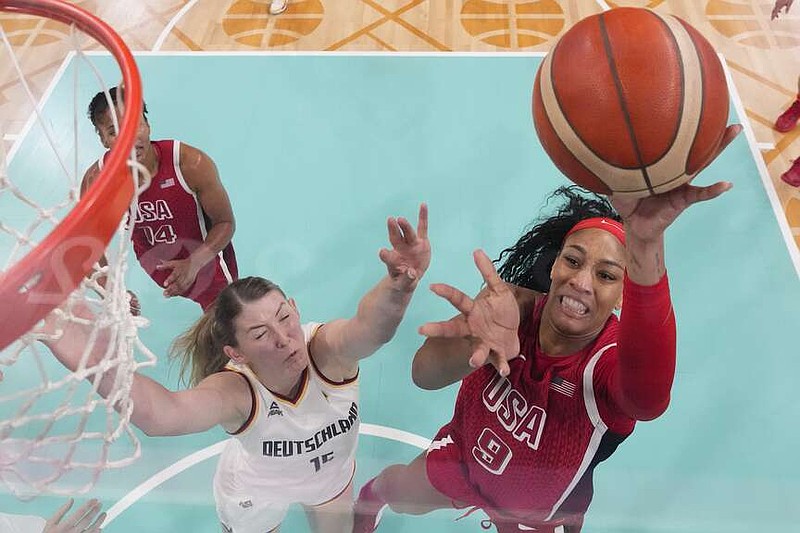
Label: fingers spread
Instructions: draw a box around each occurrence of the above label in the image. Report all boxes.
[468,342,490,369]
[386,217,404,249]
[45,498,74,526]
[429,283,474,315]
[418,316,471,338]
[416,203,428,241]
[396,216,417,245]
[473,250,504,290]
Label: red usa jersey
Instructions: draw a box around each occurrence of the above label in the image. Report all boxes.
[100,140,237,309]
[428,296,635,527]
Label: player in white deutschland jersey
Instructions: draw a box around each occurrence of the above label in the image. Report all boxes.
[40,205,431,533]
[215,322,361,529]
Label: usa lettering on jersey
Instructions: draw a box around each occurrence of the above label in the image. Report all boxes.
[133,199,177,246]
[482,372,547,451]
[261,402,358,457]
[133,199,174,223]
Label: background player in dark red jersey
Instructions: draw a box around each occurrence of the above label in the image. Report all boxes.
[81,87,237,310]
[353,127,741,533]
[772,0,800,186]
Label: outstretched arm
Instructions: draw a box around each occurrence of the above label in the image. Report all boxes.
[412,251,540,390]
[607,125,741,420]
[39,306,249,436]
[312,204,431,376]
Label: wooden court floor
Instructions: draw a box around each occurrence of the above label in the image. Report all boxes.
[1,0,799,250]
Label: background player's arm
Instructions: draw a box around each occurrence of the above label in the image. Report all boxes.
[39,304,249,436]
[79,163,140,315]
[413,284,539,390]
[159,143,236,297]
[79,164,108,277]
[310,205,430,380]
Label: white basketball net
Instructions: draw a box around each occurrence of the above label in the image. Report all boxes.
[0,12,156,498]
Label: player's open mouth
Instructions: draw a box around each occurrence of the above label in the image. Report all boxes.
[560,295,588,316]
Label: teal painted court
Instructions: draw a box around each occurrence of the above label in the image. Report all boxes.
[2,53,799,532]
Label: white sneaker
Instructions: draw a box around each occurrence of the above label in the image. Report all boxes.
[269,0,288,14]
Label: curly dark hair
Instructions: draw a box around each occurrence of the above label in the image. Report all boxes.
[495,186,621,292]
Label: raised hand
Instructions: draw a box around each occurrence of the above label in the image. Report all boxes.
[419,250,520,377]
[37,303,103,373]
[43,498,105,533]
[378,203,431,290]
[156,257,200,297]
[611,124,741,242]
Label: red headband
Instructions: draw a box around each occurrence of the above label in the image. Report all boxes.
[565,217,625,245]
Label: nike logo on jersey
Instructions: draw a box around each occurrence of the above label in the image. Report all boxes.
[268,401,284,417]
[238,499,253,509]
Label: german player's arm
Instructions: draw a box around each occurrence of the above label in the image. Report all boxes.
[311,205,431,379]
[39,304,249,436]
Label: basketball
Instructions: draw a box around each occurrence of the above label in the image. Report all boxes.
[532,7,729,197]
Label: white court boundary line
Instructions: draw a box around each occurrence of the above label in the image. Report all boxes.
[595,0,612,11]
[103,424,430,525]
[85,50,550,57]
[152,0,199,52]
[721,54,800,279]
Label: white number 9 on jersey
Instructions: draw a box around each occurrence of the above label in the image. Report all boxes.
[472,428,512,475]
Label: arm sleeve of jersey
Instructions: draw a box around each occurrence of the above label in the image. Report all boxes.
[302,322,324,346]
[602,273,676,422]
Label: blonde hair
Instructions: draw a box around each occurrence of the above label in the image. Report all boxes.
[170,277,285,387]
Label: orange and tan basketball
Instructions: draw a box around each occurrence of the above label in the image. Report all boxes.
[532,7,729,197]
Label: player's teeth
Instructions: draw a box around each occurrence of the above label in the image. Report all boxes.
[562,296,587,315]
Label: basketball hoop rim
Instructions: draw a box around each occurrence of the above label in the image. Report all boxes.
[0,0,143,351]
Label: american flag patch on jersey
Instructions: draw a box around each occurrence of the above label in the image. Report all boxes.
[160,178,175,188]
[549,375,577,397]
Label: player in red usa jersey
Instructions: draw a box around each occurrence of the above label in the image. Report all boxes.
[81,87,237,310]
[352,126,741,533]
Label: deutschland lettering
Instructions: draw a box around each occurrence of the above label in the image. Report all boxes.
[262,402,358,457]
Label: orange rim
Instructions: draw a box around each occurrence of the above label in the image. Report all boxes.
[0,0,142,350]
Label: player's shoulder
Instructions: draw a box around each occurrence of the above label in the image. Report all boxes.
[174,140,209,160]
[80,160,102,192]
[513,285,545,328]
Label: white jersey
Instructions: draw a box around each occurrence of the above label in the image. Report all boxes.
[0,513,45,533]
[213,322,360,508]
